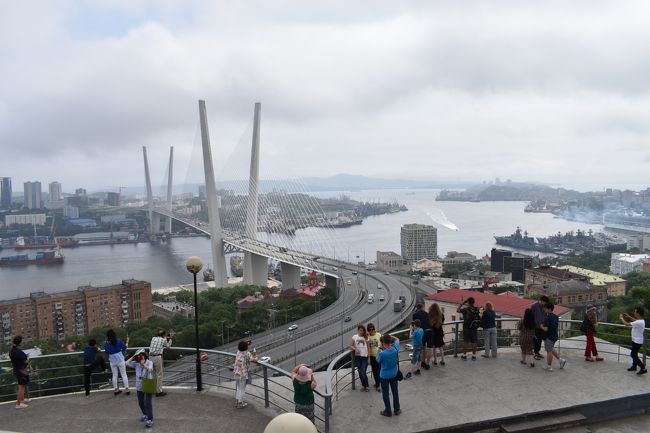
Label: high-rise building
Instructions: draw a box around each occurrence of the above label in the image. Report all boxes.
[23,181,42,209]
[0,177,11,208]
[400,223,437,263]
[0,279,152,344]
[49,181,62,201]
[106,192,120,207]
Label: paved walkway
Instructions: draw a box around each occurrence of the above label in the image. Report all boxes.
[330,348,649,433]
[0,387,273,433]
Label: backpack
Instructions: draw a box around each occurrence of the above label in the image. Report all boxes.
[466,307,481,330]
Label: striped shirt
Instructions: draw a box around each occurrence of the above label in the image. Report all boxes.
[149,336,172,356]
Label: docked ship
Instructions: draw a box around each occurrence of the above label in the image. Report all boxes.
[0,249,65,267]
[494,227,625,254]
[230,255,244,277]
[13,236,79,249]
[603,212,650,234]
[328,215,363,228]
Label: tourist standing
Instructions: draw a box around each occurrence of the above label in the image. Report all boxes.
[349,325,370,391]
[539,303,566,371]
[291,364,317,423]
[376,334,401,417]
[531,296,549,360]
[619,307,647,375]
[10,336,30,409]
[366,323,382,392]
[457,297,480,360]
[405,319,423,379]
[482,302,497,358]
[83,338,107,397]
[582,305,603,362]
[149,329,174,396]
[104,329,130,395]
[428,303,446,365]
[518,308,536,367]
[233,339,257,408]
[126,349,155,428]
[412,303,432,369]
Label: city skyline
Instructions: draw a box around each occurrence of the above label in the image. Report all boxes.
[1,2,649,191]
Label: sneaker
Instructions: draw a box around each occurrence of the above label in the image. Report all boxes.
[461,355,467,360]
[422,363,430,370]
[156,392,167,397]
[520,360,526,365]
[23,398,30,403]
[559,358,566,369]
[404,372,412,379]
[15,403,28,409]
[433,361,438,366]
[534,354,543,360]
[471,356,476,361]
[113,390,122,395]
[125,389,130,396]
[394,409,402,416]
[530,363,535,368]
[375,386,381,392]
[628,366,637,372]
[440,360,445,365]
[637,369,647,375]
[596,357,604,362]
[543,365,553,371]
[145,420,153,428]
[585,357,595,362]
[140,415,148,422]
[482,354,490,358]
[238,401,248,408]
[414,370,421,375]
[380,410,392,417]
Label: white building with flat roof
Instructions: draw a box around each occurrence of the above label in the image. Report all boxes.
[400,223,437,263]
[610,253,650,275]
[5,213,47,226]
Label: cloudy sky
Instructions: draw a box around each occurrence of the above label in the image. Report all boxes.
[1,0,649,193]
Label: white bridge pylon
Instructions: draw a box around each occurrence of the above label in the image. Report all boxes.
[143,101,339,289]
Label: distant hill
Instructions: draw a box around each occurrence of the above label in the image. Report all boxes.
[437,181,584,201]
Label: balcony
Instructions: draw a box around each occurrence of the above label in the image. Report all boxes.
[1,321,649,433]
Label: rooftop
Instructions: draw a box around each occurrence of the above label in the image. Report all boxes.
[558,265,626,285]
[611,253,650,263]
[425,288,570,317]
[527,265,587,281]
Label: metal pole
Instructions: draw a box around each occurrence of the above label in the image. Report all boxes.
[193,272,203,391]
[294,333,297,366]
[263,365,269,408]
[454,322,459,358]
[351,352,356,390]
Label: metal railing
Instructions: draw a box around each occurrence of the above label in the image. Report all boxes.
[0,347,332,433]
[325,318,649,401]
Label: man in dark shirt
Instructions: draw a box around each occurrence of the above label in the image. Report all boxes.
[457,297,480,361]
[540,303,566,371]
[83,339,107,396]
[531,296,549,360]
[412,304,432,369]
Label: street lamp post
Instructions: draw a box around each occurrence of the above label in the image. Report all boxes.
[185,256,204,392]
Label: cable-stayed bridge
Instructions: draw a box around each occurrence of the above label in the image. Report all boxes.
[143,101,344,289]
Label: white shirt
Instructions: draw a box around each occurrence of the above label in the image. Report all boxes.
[631,319,646,344]
[351,334,368,357]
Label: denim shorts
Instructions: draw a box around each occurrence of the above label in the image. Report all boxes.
[411,347,422,364]
[544,339,556,352]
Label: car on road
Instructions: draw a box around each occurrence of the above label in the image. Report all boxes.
[344,316,352,322]
[412,279,419,285]
[259,356,272,363]
[347,280,352,285]
[379,295,385,301]
[352,271,358,275]
[332,267,338,271]
[367,297,374,304]
[377,284,382,289]
[288,324,299,331]
[385,271,390,275]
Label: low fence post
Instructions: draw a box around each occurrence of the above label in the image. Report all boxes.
[453,322,459,357]
[324,395,331,433]
[263,365,269,408]
[643,329,647,367]
[351,352,356,391]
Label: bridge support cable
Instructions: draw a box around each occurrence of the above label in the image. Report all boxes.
[165,146,174,233]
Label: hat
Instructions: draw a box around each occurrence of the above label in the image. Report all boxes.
[586,304,596,312]
[295,365,312,382]
[134,348,147,357]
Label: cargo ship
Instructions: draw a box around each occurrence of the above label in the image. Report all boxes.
[13,236,79,249]
[603,212,650,234]
[0,249,65,267]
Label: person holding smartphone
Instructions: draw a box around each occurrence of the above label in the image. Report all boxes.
[620,307,647,375]
[149,329,174,396]
[126,349,155,428]
[291,363,317,423]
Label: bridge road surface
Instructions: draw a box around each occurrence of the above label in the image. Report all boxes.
[166,265,415,383]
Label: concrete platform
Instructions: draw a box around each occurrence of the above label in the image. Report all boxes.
[0,387,273,433]
[329,348,650,433]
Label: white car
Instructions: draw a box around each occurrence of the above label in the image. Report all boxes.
[347,280,352,285]
[288,324,299,331]
[385,271,390,275]
[379,295,385,301]
[332,267,338,271]
[259,356,272,363]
